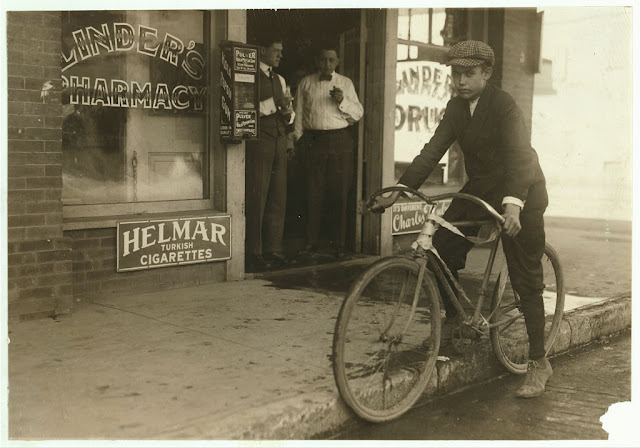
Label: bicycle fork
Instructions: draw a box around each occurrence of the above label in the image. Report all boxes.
[402,257,428,338]
[379,257,428,346]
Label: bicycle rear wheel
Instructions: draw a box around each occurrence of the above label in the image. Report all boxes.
[490,243,565,374]
[332,257,441,422]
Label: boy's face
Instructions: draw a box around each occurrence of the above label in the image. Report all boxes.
[451,65,493,101]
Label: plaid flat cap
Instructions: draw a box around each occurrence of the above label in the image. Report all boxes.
[446,40,495,67]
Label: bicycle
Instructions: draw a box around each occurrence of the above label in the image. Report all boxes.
[332,186,565,422]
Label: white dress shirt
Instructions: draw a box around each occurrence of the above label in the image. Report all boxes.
[293,71,364,141]
[259,61,294,124]
[469,96,480,117]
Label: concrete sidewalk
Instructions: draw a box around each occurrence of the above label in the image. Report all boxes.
[8,264,369,440]
[7,270,631,440]
[7,219,633,440]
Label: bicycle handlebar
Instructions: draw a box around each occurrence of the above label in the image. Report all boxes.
[369,186,506,225]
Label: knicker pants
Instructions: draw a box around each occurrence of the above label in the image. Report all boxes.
[432,197,547,360]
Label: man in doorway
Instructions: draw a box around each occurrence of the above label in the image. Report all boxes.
[294,42,364,258]
[372,41,551,399]
[245,33,295,270]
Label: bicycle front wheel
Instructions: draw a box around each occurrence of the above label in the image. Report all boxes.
[490,243,565,374]
[332,257,441,422]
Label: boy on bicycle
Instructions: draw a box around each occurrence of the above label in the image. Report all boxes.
[372,40,551,398]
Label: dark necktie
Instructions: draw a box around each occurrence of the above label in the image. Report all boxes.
[269,68,284,106]
[319,74,332,81]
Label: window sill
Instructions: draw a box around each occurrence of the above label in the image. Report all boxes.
[63,209,228,231]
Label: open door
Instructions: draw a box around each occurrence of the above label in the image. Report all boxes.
[339,13,367,253]
[245,9,366,268]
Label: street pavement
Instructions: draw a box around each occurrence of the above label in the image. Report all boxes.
[336,330,632,440]
[5,217,633,441]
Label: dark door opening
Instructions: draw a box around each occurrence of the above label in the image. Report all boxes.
[246,9,364,272]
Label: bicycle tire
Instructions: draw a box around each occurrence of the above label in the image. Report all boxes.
[489,243,565,374]
[332,256,442,422]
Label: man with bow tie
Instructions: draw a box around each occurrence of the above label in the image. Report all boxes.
[293,42,364,258]
[245,33,295,271]
[371,40,552,399]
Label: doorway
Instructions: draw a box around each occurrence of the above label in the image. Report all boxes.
[246,9,365,271]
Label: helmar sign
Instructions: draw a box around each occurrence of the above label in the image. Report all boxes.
[117,216,231,272]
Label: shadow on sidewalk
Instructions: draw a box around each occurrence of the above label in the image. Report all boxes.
[257,257,488,310]
[260,261,371,295]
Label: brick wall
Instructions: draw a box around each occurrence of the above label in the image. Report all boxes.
[6,12,229,319]
[67,228,226,300]
[501,9,537,135]
[7,11,73,320]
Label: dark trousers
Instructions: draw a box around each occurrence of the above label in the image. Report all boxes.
[434,197,547,360]
[302,128,354,251]
[245,132,288,256]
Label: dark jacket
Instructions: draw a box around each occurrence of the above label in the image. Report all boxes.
[399,83,547,212]
[257,70,291,138]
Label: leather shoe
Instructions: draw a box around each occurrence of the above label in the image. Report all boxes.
[516,357,553,398]
[246,254,271,271]
[297,244,317,258]
[265,251,287,267]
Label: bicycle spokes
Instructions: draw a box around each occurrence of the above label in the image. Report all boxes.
[333,258,441,420]
[490,244,565,374]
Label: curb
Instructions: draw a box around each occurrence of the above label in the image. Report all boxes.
[204,295,632,439]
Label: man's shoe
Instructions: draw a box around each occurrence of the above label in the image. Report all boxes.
[265,251,287,267]
[296,244,317,258]
[516,357,553,398]
[246,254,271,271]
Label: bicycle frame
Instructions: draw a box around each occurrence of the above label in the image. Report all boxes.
[372,186,517,335]
[424,226,514,335]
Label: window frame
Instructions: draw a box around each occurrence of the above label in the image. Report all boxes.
[397,8,451,63]
[61,10,217,224]
[399,8,449,47]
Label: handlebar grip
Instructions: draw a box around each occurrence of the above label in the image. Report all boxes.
[366,198,386,214]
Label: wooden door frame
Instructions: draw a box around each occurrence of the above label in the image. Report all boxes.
[223,10,246,280]
[362,9,398,256]
[338,12,368,254]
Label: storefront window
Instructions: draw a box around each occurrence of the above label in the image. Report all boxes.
[431,9,447,46]
[397,8,447,46]
[61,10,210,207]
[395,8,465,187]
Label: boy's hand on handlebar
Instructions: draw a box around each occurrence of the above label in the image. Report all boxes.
[502,203,522,237]
[368,191,401,213]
